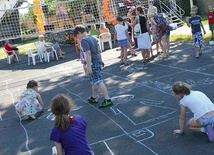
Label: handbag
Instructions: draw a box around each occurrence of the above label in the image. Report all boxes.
[134,16,141,38]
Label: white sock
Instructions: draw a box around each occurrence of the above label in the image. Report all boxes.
[201,127,206,133]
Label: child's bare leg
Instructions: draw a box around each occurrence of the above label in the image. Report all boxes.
[98,82,110,99]
[92,84,99,98]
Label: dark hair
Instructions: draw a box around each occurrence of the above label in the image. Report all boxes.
[136,6,143,13]
[26,80,38,89]
[172,81,191,95]
[73,25,87,36]
[50,94,75,132]
[116,16,125,26]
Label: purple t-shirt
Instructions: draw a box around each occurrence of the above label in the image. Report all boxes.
[50,115,93,155]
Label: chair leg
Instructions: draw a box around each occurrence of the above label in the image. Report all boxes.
[8,57,11,64]
[101,42,104,51]
[47,53,50,62]
[28,57,30,65]
[32,56,36,65]
[54,51,58,60]
[109,41,112,49]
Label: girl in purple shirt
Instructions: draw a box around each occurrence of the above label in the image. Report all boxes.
[50,94,94,155]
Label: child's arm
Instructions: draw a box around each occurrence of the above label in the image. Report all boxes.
[114,29,117,45]
[85,50,92,74]
[200,23,206,34]
[36,93,44,110]
[53,142,63,155]
[173,105,186,134]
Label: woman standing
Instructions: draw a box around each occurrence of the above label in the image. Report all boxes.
[126,6,151,63]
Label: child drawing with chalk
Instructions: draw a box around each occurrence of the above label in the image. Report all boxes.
[172,81,214,142]
[49,94,94,155]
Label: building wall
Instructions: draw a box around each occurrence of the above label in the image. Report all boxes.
[194,0,213,14]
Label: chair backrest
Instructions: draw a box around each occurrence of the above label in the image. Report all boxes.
[36,45,45,53]
[25,49,33,57]
[34,41,40,46]
[99,32,111,41]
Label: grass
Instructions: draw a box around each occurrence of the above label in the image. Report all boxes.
[170,14,211,43]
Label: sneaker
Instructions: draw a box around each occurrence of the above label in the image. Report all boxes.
[99,99,113,108]
[120,62,125,66]
[195,52,200,59]
[131,54,137,57]
[205,125,214,142]
[21,115,29,120]
[30,115,36,119]
[88,96,98,104]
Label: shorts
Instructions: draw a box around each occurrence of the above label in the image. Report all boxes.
[187,114,214,128]
[209,24,214,31]
[117,39,129,47]
[192,32,203,47]
[90,63,103,85]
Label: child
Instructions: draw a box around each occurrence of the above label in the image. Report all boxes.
[186,6,206,58]
[172,81,214,142]
[208,4,214,41]
[90,24,99,37]
[15,80,44,120]
[74,25,113,108]
[49,94,95,155]
[114,16,132,65]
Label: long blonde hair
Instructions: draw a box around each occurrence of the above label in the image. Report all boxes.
[50,94,75,132]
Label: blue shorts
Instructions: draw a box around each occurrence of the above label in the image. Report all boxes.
[192,32,203,47]
[187,115,214,127]
[90,63,103,85]
[117,39,129,47]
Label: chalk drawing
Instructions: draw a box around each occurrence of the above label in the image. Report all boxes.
[39,106,83,120]
[195,67,206,71]
[186,78,214,87]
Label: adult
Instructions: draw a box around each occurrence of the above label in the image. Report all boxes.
[127,6,151,62]
[15,80,44,120]
[4,39,20,62]
[38,35,65,59]
[99,23,111,39]
[150,13,170,58]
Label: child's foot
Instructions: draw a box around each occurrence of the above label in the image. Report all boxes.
[205,125,214,142]
[21,115,29,120]
[131,53,137,57]
[195,52,200,59]
[99,99,113,108]
[30,115,36,119]
[88,96,98,104]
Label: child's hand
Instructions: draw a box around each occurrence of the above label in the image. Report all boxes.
[173,129,183,134]
[101,61,105,67]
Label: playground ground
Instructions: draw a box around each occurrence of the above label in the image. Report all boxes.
[1,34,214,155]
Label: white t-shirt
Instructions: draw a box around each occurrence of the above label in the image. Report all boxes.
[39,41,46,51]
[180,91,214,121]
[115,23,128,40]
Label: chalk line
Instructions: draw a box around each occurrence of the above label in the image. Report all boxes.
[5,80,31,155]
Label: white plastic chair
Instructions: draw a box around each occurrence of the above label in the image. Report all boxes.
[36,45,58,62]
[46,46,59,62]
[25,49,40,65]
[35,45,45,62]
[99,32,112,51]
[3,49,19,64]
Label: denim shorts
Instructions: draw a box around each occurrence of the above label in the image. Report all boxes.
[90,63,103,85]
[199,114,214,127]
[187,115,214,127]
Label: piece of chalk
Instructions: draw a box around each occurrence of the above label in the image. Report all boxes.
[52,146,57,154]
